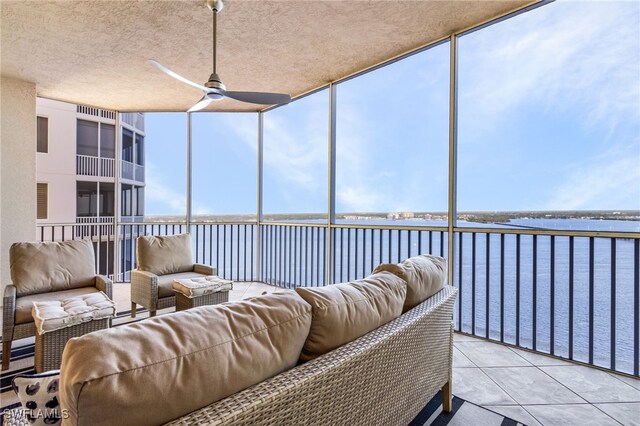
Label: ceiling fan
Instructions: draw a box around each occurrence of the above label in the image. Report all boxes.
[149,0,291,112]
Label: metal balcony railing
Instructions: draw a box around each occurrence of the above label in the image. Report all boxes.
[35,220,639,377]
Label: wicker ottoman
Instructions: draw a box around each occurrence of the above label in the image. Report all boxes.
[173,276,233,311]
[32,292,115,373]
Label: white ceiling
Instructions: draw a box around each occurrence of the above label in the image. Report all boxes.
[1,0,538,112]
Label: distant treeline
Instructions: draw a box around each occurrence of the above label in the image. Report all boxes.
[142,210,640,223]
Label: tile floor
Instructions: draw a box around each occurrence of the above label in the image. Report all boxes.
[453,333,640,426]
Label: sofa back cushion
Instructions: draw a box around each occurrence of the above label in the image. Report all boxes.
[60,292,313,426]
[373,254,447,313]
[295,271,406,363]
[10,240,96,297]
[136,233,193,276]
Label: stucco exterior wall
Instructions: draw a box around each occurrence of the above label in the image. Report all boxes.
[36,98,78,223]
[0,77,37,291]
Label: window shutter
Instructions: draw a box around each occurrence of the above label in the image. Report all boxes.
[37,183,48,219]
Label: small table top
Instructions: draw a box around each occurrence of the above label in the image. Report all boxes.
[31,291,115,335]
[172,275,233,298]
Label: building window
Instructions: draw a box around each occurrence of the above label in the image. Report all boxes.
[37,116,48,153]
[121,184,132,216]
[122,129,133,163]
[77,119,99,157]
[37,183,48,219]
[135,134,144,165]
[77,181,97,217]
[99,182,114,216]
[100,124,115,159]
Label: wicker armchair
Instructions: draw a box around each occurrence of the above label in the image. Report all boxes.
[130,233,216,318]
[2,239,112,370]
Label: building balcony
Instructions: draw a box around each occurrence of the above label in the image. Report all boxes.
[76,155,144,183]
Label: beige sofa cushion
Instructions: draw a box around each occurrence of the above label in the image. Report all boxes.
[60,292,312,426]
[295,271,406,363]
[136,233,193,276]
[373,254,447,313]
[15,287,99,325]
[10,240,96,297]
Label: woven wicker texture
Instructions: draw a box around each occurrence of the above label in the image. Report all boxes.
[165,286,457,426]
[35,318,110,373]
[175,291,229,311]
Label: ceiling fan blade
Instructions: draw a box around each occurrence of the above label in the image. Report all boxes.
[149,60,209,93]
[188,96,215,112]
[225,91,291,105]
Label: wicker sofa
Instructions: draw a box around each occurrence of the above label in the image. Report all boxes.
[165,286,457,426]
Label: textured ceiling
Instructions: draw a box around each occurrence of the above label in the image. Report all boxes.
[1,0,537,112]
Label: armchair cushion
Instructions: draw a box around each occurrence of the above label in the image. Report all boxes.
[10,240,96,297]
[373,254,447,313]
[136,234,193,276]
[15,287,99,325]
[157,271,210,298]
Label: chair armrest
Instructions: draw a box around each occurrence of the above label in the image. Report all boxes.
[130,269,159,309]
[95,275,113,299]
[194,264,216,276]
[3,285,16,340]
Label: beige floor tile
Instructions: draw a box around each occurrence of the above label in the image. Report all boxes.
[540,365,640,403]
[453,347,476,368]
[594,402,640,426]
[482,366,584,405]
[611,374,640,391]
[484,405,543,426]
[509,347,573,367]
[452,367,517,406]
[524,404,620,426]
[453,332,481,342]
[455,341,532,367]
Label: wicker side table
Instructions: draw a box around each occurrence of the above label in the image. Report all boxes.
[173,276,233,311]
[35,318,109,373]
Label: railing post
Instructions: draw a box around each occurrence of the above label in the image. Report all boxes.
[256,112,264,282]
[326,83,337,285]
[186,112,192,232]
[447,34,458,287]
[112,112,121,281]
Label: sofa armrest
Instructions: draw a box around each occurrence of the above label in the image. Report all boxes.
[3,285,16,340]
[130,269,159,309]
[193,264,216,276]
[95,275,113,299]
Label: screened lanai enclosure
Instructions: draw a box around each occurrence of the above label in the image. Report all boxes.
[36,1,639,379]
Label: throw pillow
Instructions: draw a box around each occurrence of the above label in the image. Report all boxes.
[295,271,407,362]
[373,254,447,312]
[12,370,62,425]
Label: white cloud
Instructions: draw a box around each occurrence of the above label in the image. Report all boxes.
[460,2,640,139]
[145,162,208,215]
[546,147,640,210]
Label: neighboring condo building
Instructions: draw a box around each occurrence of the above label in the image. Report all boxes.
[36,98,145,275]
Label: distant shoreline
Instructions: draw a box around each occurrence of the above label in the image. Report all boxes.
[141,210,640,224]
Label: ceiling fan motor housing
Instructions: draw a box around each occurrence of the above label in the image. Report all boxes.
[205,73,226,91]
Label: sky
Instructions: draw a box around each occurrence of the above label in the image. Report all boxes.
[143,0,640,217]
